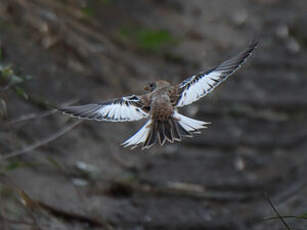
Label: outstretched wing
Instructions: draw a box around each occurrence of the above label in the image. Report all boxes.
[176,39,258,107]
[59,95,149,122]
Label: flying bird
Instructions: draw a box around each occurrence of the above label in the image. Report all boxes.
[59,40,258,149]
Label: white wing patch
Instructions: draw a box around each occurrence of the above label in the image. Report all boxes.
[176,71,222,107]
[96,98,147,121]
[176,39,258,107]
[59,95,148,122]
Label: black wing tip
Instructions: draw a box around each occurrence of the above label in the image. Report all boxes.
[57,104,102,121]
[246,37,260,56]
[56,105,72,115]
[236,36,260,61]
[245,33,261,56]
[58,107,85,120]
[248,37,260,49]
[56,104,82,114]
[213,37,259,73]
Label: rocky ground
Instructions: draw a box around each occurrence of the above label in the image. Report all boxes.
[0,0,307,229]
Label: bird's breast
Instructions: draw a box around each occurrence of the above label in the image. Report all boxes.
[150,93,174,121]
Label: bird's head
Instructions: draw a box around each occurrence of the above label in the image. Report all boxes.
[144,82,157,92]
[144,80,170,92]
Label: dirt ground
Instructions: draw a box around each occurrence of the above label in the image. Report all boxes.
[0,0,307,229]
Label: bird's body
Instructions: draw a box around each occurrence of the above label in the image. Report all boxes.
[147,81,174,120]
[59,40,258,149]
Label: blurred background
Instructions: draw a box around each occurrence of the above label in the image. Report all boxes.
[0,0,306,229]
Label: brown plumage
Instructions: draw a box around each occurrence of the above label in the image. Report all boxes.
[58,39,258,149]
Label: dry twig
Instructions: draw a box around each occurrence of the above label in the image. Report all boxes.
[106,179,258,202]
[3,98,78,127]
[265,194,292,230]
[0,120,82,161]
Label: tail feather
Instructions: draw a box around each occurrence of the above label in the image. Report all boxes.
[122,112,209,149]
[144,120,158,148]
[158,121,167,145]
[173,112,210,133]
[164,120,173,142]
[121,120,151,149]
[176,122,193,137]
[169,119,181,141]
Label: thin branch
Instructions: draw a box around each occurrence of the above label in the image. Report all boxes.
[3,98,78,127]
[264,216,307,221]
[0,120,82,161]
[37,201,110,228]
[105,180,257,202]
[0,215,34,226]
[265,193,292,230]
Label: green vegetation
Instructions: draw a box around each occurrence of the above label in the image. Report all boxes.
[0,64,31,88]
[0,63,53,111]
[80,0,114,17]
[0,64,32,110]
[118,26,179,53]
[81,6,95,17]
[99,0,114,4]
[264,195,307,230]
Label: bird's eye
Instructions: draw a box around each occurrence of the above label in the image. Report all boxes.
[146,82,156,91]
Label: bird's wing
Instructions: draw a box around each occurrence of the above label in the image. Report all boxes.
[59,95,149,122]
[175,39,258,107]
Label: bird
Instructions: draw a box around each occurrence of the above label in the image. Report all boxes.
[58,39,258,150]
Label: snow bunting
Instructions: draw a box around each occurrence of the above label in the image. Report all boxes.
[59,39,258,149]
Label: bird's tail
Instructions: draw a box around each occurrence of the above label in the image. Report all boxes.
[122,112,210,149]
